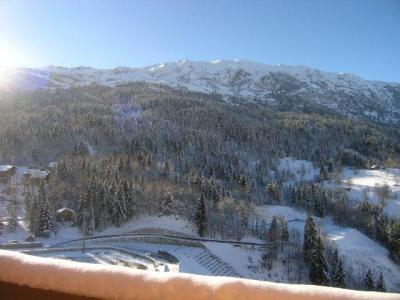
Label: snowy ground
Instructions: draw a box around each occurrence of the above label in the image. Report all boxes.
[324,168,400,218]
[107,242,210,276]
[1,209,400,292]
[277,157,320,185]
[258,205,400,292]
[0,215,195,246]
[34,249,156,270]
[275,158,400,219]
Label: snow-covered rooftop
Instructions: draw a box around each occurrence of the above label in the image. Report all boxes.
[56,207,75,214]
[23,169,49,178]
[0,165,14,172]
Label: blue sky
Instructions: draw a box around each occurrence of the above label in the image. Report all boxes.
[0,0,399,82]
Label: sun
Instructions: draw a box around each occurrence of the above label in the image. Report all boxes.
[0,45,23,88]
[0,45,20,68]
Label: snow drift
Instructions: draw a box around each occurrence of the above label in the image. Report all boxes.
[0,250,398,300]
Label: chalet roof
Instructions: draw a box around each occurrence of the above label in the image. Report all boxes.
[56,207,75,214]
[23,169,49,178]
[0,165,14,172]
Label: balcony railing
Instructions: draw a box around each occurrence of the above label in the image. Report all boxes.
[0,250,398,300]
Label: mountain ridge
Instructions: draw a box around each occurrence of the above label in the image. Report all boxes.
[5,59,400,123]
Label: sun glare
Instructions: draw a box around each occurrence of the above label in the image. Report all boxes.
[0,45,21,67]
[0,45,23,88]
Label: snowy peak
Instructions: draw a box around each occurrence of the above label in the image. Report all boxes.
[5,60,400,123]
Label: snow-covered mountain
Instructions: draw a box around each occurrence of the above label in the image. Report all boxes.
[7,59,400,123]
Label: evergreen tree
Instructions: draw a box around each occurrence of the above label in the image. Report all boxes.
[280,217,289,250]
[332,258,346,288]
[161,191,174,215]
[309,235,329,286]
[112,184,128,227]
[304,214,317,263]
[96,185,108,230]
[364,269,375,291]
[36,181,53,238]
[268,215,280,245]
[7,202,18,232]
[39,199,52,238]
[122,179,135,218]
[27,196,41,236]
[331,248,339,277]
[266,182,282,204]
[76,189,88,229]
[376,273,386,292]
[195,193,207,237]
[388,221,400,261]
[85,205,95,236]
[162,160,170,177]
[264,215,280,269]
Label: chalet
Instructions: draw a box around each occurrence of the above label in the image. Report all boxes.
[56,207,75,222]
[23,169,50,185]
[0,165,16,184]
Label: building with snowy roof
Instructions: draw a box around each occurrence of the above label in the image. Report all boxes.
[56,207,75,222]
[0,166,16,184]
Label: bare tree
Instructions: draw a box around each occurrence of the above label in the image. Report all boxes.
[346,177,353,191]
[375,183,391,207]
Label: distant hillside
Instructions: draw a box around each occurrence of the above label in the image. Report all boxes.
[5,59,400,124]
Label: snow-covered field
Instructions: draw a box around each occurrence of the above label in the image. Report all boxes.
[277,157,320,185]
[0,215,195,245]
[324,168,400,218]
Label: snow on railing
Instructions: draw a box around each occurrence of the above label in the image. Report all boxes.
[0,250,398,300]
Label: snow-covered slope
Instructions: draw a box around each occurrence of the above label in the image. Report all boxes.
[258,205,400,292]
[323,168,400,219]
[7,59,400,123]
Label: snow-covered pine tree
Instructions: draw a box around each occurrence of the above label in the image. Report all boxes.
[36,181,53,238]
[7,202,18,232]
[162,160,170,178]
[364,269,375,291]
[76,190,88,229]
[268,215,280,245]
[264,215,280,269]
[111,188,126,227]
[95,185,108,230]
[304,214,317,263]
[27,196,41,236]
[266,182,282,204]
[280,216,289,250]
[85,205,95,236]
[161,191,174,215]
[331,248,339,277]
[195,193,207,237]
[122,178,135,218]
[39,199,53,238]
[309,235,329,286]
[332,258,346,288]
[112,184,128,227]
[376,273,386,292]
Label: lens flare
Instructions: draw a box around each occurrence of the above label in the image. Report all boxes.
[0,45,23,90]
